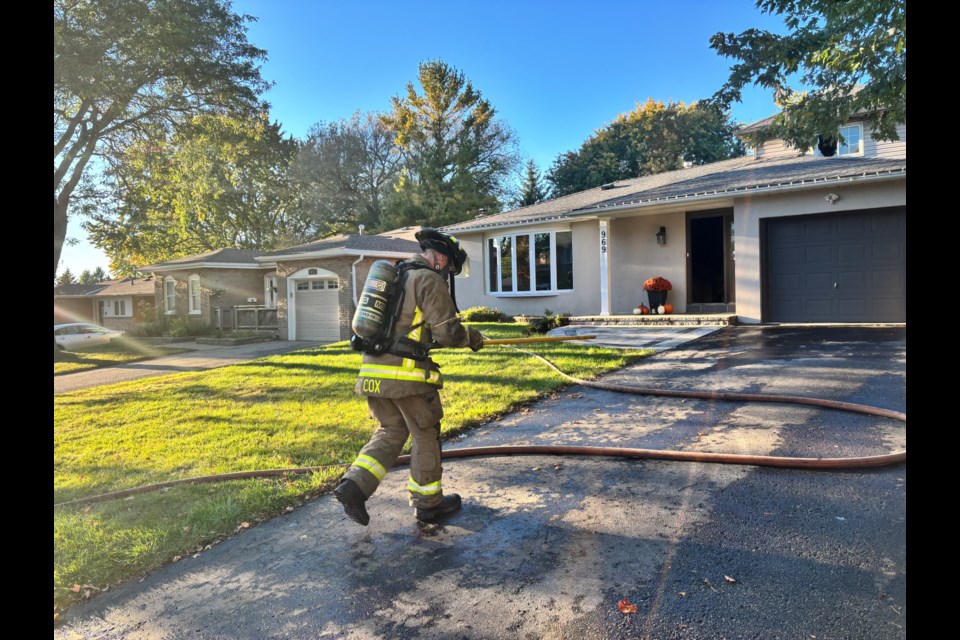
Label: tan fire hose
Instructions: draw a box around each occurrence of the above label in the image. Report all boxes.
[54,336,905,508]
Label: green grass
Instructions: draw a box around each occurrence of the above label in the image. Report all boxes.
[54,340,192,376]
[53,323,651,615]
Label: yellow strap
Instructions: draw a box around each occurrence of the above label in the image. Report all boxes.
[351,454,387,481]
[403,306,425,369]
[408,477,442,495]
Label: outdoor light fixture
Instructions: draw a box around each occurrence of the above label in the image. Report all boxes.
[656,226,668,246]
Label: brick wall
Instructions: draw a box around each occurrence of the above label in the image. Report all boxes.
[153,269,272,329]
[276,256,397,341]
[54,298,96,324]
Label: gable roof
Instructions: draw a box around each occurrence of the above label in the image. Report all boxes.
[54,283,107,297]
[442,154,906,234]
[90,277,156,297]
[257,232,420,261]
[143,248,269,271]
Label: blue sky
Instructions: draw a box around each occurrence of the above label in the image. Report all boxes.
[59,0,790,277]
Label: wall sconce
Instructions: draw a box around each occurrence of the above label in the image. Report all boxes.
[824,193,841,205]
[656,226,668,246]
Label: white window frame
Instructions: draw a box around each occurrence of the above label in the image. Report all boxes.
[188,275,202,315]
[164,277,176,315]
[837,123,863,156]
[100,296,133,318]
[486,229,574,296]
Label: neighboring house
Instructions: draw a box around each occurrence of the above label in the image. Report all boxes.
[143,249,281,333]
[91,277,157,331]
[54,278,156,330]
[143,232,421,341]
[442,113,905,324]
[54,283,107,325]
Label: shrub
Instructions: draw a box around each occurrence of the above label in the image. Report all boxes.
[164,318,218,338]
[525,309,570,334]
[460,306,506,322]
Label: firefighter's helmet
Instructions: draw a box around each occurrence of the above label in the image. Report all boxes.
[415,228,470,276]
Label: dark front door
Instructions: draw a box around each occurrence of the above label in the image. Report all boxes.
[687,210,734,310]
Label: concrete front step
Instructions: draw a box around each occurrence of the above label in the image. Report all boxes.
[565,313,737,326]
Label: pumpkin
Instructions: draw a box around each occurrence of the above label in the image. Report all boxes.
[639,305,650,315]
[657,305,665,314]
[663,303,673,314]
[632,307,642,315]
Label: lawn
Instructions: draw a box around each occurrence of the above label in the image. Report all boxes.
[53,323,651,616]
[54,340,193,375]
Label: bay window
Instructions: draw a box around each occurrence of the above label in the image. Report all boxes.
[487,230,573,294]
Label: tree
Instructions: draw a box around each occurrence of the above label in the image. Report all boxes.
[92,267,108,282]
[85,113,314,274]
[514,159,548,207]
[56,268,77,286]
[707,0,905,151]
[78,269,95,284]
[292,112,402,235]
[547,99,746,197]
[380,60,520,228]
[54,0,269,279]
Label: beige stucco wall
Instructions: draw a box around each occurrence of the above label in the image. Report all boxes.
[732,180,906,324]
[608,213,688,313]
[454,221,602,317]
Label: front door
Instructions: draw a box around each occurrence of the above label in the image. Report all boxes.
[687,210,734,311]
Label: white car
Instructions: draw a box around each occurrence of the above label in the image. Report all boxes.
[54,323,125,351]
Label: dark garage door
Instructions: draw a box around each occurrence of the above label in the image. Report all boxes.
[765,206,905,323]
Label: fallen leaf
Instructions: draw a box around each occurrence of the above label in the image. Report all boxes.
[618,597,638,614]
[183,526,191,533]
[531,467,541,471]
[70,584,81,593]
[172,555,182,562]
[285,506,294,512]
[724,575,736,584]
[678,592,686,597]
[240,522,250,529]
[703,579,718,592]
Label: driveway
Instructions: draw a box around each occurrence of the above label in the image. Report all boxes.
[54,340,320,394]
[54,326,906,639]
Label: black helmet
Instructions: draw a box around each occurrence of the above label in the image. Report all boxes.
[415,228,469,276]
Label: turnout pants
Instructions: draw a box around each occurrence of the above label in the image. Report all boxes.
[343,390,446,509]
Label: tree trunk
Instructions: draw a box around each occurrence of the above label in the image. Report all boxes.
[55,196,69,279]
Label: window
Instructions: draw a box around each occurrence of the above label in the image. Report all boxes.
[487,230,574,294]
[188,276,201,314]
[327,280,339,289]
[113,300,126,316]
[164,278,176,314]
[838,123,862,156]
[296,281,310,291]
[311,280,325,290]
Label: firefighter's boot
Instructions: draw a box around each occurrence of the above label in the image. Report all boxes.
[414,493,462,522]
[334,478,370,526]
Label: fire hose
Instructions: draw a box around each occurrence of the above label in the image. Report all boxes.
[54,335,905,508]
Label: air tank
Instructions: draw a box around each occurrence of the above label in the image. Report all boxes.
[351,260,399,339]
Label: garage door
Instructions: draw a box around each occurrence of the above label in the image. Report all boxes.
[765,207,905,323]
[294,279,341,340]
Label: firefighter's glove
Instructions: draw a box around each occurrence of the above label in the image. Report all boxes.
[468,328,485,352]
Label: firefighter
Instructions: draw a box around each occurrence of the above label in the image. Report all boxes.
[334,228,484,525]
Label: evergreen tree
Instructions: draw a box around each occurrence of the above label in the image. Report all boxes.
[381,60,519,228]
[56,268,77,286]
[515,159,548,207]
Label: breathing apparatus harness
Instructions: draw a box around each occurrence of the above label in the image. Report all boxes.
[349,228,468,361]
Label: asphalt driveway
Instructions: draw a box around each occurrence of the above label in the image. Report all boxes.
[54,326,906,639]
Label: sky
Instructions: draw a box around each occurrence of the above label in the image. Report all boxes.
[58,0,792,278]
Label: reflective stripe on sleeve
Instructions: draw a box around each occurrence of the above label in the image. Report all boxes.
[351,454,387,481]
[408,476,442,495]
[359,364,442,385]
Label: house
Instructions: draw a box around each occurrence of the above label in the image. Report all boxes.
[143,232,421,341]
[53,278,157,330]
[442,114,906,324]
[142,107,906,338]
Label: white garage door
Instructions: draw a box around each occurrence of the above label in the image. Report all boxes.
[294,279,341,341]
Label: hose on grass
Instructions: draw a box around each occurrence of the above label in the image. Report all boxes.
[54,343,905,508]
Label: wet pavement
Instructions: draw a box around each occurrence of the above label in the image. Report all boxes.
[54,326,906,639]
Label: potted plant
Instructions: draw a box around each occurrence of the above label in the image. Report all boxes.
[643,276,672,312]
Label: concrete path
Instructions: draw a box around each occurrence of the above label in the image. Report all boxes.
[54,326,906,639]
[54,340,320,394]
